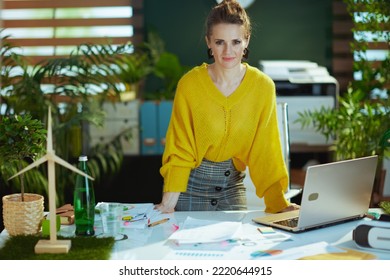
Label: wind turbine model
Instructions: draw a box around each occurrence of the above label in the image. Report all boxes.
[9,107,94,254]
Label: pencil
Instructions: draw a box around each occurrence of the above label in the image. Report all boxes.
[148,218,170,227]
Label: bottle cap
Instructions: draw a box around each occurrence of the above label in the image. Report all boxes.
[79,155,88,161]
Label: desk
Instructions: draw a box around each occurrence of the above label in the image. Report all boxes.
[1,209,389,260]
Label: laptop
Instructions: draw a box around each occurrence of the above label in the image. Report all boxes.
[252,155,378,233]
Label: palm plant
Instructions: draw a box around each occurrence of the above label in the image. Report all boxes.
[113,49,153,98]
[0,34,138,205]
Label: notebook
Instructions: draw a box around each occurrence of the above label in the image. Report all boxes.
[252,155,378,233]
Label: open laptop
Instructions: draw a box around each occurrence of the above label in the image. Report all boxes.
[252,155,378,233]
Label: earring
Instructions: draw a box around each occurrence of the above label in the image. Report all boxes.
[243,48,249,59]
[207,48,213,59]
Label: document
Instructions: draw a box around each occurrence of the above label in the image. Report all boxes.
[225,241,344,260]
[168,217,242,244]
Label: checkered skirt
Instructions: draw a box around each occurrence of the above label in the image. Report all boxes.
[175,159,247,211]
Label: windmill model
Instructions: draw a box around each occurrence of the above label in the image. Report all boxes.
[9,107,94,254]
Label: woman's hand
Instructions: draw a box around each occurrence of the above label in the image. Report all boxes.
[279,203,300,213]
[154,192,180,213]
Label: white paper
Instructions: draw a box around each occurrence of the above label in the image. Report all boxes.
[164,250,228,260]
[168,217,242,244]
[225,241,345,260]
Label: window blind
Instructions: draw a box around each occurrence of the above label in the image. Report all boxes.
[1,0,144,64]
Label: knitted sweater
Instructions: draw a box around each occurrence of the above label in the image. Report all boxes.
[160,62,289,213]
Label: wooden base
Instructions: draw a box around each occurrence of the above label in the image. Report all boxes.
[34,239,71,254]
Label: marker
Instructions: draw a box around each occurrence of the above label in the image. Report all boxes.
[172,224,180,231]
[148,218,170,227]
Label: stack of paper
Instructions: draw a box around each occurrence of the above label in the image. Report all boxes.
[259,60,336,83]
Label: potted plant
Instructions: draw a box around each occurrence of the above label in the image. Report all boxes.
[0,33,133,206]
[296,0,390,205]
[0,114,47,235]
[297,90,390,161]
[113,48,154,101]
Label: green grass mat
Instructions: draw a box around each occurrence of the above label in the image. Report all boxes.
[0,235,115,260]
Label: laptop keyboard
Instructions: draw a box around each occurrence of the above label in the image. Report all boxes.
[274,217,299,228]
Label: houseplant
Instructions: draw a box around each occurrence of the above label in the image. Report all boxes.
[297,90,390,161]
[0,114,47,235]
[142,30,190,100]
[296,0,390,204]
[0,33,135,206]
[113,47,153,101]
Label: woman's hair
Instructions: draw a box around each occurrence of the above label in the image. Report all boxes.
[205,0,251,39]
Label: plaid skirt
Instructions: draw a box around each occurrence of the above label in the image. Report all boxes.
[175,159,247,211]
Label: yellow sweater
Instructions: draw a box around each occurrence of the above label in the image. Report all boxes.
[160,62,289,213]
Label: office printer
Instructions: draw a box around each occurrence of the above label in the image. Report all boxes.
[259,60,339,146]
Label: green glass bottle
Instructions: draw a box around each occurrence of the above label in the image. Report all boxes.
[74,155,95,236]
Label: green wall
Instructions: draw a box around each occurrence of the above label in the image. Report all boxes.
[144,0,333,71]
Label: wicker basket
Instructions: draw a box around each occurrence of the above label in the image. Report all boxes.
[2,193,44,236]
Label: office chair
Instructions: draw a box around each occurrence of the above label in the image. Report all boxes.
[245,102,302,210]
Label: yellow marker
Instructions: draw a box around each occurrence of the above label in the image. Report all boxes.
[148,218,170,227]
[122,216,133,221]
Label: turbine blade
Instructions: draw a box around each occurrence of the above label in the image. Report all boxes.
[8,155,48,181]
[52,154,94,181]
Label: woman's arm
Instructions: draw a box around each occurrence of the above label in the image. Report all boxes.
[154,192,180,213]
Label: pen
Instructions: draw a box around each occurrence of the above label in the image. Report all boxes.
[148,218,170,227]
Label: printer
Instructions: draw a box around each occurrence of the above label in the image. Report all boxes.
[259,60,339,146]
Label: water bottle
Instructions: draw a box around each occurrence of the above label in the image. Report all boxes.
[73,155,95,236]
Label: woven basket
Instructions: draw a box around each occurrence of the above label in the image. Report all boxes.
[2,193,44,236]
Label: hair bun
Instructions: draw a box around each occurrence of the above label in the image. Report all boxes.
[218,0,239,5]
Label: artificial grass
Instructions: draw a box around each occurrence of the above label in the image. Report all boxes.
[0,235,115,260]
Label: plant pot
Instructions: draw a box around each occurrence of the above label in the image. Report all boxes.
[121,83,139,101]
[2,193,44,236]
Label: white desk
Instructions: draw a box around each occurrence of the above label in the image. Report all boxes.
[1,209,389,260]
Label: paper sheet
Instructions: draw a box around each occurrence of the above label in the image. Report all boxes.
[164,241,344,260]
[168,217,242,244]
[225,241,345,260]
[164,220,343,260]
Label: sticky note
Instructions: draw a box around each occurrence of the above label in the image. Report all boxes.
[257,227,275,234]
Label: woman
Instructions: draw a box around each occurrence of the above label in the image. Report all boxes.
[156,0,299,213]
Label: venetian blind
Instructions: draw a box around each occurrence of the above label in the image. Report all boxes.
[1,0,144,65]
